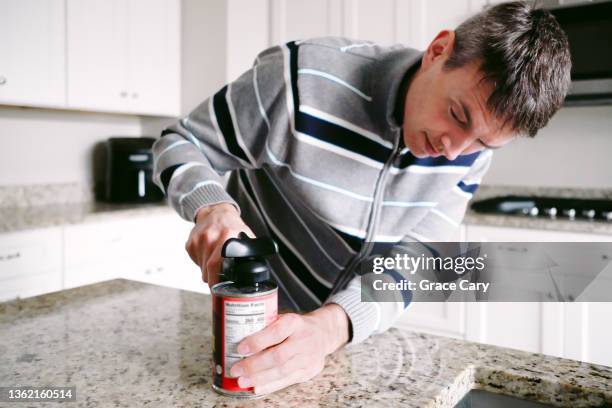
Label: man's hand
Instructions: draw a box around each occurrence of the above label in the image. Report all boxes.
[186,203,255,288]
[229,303,350,395]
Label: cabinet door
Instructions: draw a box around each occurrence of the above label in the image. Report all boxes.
[395,302,465,339]
[464,224,612,363]
[0,0,65,107]
[0,227,63,302]
[63,218,137,288]
[270,0,342,44]
[344,0,475,50]
[126,0,180,116]
[121,213,207,293]
[344,0,396,45]
[66,0,129,112]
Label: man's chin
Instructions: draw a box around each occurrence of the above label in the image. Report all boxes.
[410,150,429,159]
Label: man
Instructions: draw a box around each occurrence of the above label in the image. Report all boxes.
[153,1,571,395]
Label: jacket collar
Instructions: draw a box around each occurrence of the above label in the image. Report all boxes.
[369,47,423,141]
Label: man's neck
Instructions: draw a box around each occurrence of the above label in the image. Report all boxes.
[394,59,422,126]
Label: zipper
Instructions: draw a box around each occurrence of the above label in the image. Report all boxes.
[329,129,403,296]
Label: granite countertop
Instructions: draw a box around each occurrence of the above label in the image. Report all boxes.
[0,201,173,233]
[2,183,612,235]
[1,280,610,407]
[465,185,612,236]
[0,182,174,233]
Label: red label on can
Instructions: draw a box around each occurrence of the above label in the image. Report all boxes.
[212,291,277,395]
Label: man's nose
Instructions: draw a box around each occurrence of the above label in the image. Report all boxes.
[440,135,473,161]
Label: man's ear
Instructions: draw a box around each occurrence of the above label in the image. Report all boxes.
[421,30,456,70]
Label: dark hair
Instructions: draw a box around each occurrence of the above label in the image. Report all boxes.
[444,1,571,137]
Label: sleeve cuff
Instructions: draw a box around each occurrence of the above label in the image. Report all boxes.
[180,182,240,222]
[325,287,380,345]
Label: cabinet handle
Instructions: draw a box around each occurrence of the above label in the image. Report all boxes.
[0,251,21,262]
[120,91,128,98]
[0,76,6,85]
[131,92,139,99]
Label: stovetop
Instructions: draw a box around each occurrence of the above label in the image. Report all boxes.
[470,195,612,222]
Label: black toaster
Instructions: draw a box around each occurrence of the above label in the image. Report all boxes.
[105,137,164,203]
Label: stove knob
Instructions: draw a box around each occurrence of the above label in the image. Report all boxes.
[602,211,612,222]
[544,207,557,218]
[583,209,596,219]
[529,207,539,217]
[562,208,576,219]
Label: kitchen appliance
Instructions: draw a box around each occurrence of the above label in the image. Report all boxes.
[540,0,612,105]
[471,196,612,222]
[211,233,279,398]
[105,137,164,203]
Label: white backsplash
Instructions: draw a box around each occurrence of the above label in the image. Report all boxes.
[483,105,612,189]
[0,106,141,186]
[1,104,612,191]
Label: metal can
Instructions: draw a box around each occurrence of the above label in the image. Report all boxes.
[211,281,278,398]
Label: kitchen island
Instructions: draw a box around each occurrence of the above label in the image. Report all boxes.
[0,280,610,407]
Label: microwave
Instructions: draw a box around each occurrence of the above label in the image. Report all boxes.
[541,0,612,105]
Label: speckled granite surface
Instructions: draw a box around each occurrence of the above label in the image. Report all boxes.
[2,183,612,235]
[0,201,172,233]
[1,280,610,407]
[0,182,173,233]
[0,183,94,207]
[466,185,612,236]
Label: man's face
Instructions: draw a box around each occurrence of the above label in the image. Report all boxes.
[403,31,515,159]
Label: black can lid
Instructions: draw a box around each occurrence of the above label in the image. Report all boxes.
[221,233,278,285]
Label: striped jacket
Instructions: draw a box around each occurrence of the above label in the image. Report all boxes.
[152,37,492,344]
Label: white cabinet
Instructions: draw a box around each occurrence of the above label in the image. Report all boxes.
[0,227,63,302]
[63,213,205,293]
[63,218,138,289]
[269,0,342,45]
[66,0,129,114]
[396,223,612,366]
[0,211,205,302]
[394,302,466,339]
[126,0,180,116]
[120,213,208,294]
[66,0,180,116]
[0,0,66,108]
[462,223,612,366]
[266,0,478,50]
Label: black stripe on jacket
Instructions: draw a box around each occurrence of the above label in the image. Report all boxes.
[212,85,251,164]
[238,170,332,303]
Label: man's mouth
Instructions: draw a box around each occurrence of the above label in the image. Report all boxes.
[424,134,439,156]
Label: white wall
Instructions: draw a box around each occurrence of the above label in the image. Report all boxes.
[3,97,612,192]
[0,106,141,186]
[2,0,612,192]
[483,105,612,189]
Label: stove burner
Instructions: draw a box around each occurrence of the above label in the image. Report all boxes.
[471,196,612,222]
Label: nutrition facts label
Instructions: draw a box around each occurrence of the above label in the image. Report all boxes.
[223,299,266,377]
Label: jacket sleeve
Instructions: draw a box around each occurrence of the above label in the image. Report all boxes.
[325,150,493,345]
[152,45,285,222]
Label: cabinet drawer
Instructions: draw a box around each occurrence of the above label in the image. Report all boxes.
[124,252,207,294]
[63,213,194,289]
[0,227,63,301]
[0,228,63,279]
[394,302,465,338]
[64,261,127,290]
[63,217,165,268]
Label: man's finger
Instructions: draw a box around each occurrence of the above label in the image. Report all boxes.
[248,355,312,395]
[231,336,298,377]
[238,313,298,355]
[238,354,312,392]
[206,245,224,287]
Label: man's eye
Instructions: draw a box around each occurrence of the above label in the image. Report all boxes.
[450,107,464,125]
